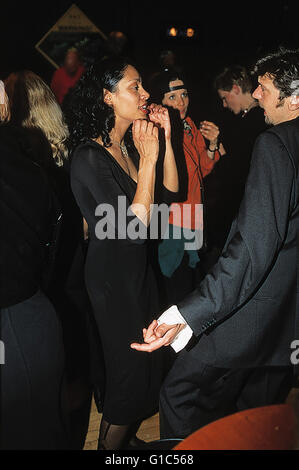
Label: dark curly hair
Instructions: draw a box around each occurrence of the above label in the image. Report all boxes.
[63,56,137,153]
[253,47,299,101]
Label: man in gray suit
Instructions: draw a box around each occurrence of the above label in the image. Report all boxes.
[131,48,299,439]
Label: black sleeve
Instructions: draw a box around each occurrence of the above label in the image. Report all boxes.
[178,131,295,335]
[70,144,147,244]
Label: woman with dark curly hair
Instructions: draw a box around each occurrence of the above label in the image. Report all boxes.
[66,56,178,450]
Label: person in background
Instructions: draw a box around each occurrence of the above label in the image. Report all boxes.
[0,79,70,449]
[159,50,181,73]
[107,31,128,56]
[51,48,85,105]
[203,65,267,256]
[132,47,299,442]
[0,79,9,121]
[4,70,94,449]
[147,67,225,309]
[147,49,183,84]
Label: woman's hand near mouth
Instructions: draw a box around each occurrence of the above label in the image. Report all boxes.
[147,103,171,140]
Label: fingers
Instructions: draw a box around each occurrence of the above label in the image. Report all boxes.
[143,319,158,343]
[143,322,178,341]
[148,103,165,114]
[148,105,171,139]
[155,323,177,338]
[130,323,184,352]
[130,336,167,352]
[132,118,159,163]
[133,118,157,137]
[148,104,169,124]
[200,120,218,131]
[131,327,178,352]
[200,120,220,140]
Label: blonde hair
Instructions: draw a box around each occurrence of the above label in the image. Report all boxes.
[6,71,69,166]
[0,80,10,122]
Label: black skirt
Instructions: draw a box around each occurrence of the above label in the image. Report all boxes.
[0,290,70,449]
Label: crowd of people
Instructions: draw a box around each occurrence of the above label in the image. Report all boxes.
[0,44,298,450]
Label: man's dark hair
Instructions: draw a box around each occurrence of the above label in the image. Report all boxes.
[253,47,299,100]
[214,65,253,94]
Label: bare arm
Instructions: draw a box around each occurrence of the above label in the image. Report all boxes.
[130,119,159,226]
[148,104,179,192]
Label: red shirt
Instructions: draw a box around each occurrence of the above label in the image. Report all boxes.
[169,116,220,230]
[51,65,85,104]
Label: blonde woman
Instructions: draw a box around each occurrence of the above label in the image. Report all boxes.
[5,71,68,166]
[4,71,93,449]
[0,76,70,449]
[0,79,10,121]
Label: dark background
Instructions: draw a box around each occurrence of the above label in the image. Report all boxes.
[1,0,299,122]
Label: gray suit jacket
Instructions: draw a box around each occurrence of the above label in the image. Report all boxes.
[178,117,299,370]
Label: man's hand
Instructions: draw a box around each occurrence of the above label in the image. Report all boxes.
[130,320,186,352]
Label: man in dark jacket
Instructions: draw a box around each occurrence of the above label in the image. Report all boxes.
[131,48,299,439]
[204,65,268,253]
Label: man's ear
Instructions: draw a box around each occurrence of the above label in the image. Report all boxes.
[289,94,299,110]
[231,84,241,95]
[103,88,113,106]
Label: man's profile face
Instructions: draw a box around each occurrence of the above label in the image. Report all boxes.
[218,85,242,115]
[252,74,286,125]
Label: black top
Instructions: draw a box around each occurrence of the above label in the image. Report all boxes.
[70,140,174,424]
[0,124,56,307]
[204,106,268,250]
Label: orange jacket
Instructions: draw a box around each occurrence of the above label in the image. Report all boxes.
[169,116,220,230]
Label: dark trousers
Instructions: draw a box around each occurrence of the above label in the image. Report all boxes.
[0,291,70,449]
[159,347,294,439]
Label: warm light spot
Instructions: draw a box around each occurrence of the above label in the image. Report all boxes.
[186,28,195,38]
[169,27,178,37]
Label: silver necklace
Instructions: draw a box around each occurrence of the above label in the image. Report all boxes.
[111,140,129,158]
[111,140,131,176]
[241,101,258,118]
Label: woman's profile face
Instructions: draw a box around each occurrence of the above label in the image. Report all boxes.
[107,65,150,124]
[162,79,189,119]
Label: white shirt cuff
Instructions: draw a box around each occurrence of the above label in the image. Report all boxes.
[157,305,193,353]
